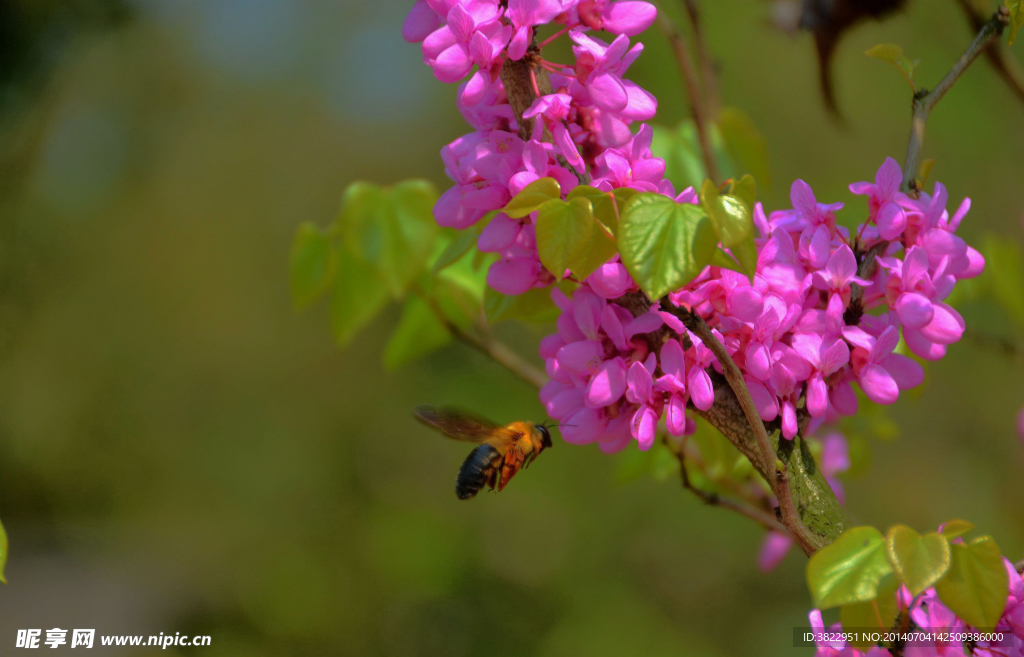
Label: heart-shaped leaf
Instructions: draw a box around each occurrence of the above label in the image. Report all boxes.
[290,222,337,309]
[536,198,599,280]
[618,193,717,300]
[503,178,561,219]
[700,179,753,248]
[886,525,951,596]
[935,535,1009,629]
[940,519,975,540]
[840,573,900,649]
[807,526,893,610]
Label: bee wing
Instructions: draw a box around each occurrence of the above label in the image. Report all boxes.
[413,406,516,444]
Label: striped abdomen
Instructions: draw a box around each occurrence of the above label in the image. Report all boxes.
[456,444,502,500]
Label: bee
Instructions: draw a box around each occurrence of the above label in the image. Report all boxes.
[413,406,553,500]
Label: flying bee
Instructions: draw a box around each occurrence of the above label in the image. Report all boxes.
[413,406,553,500]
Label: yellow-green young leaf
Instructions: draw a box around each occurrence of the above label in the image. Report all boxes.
[329,248,390,346]
[383,295,452,370]
[340,180,439,298]
[807,526,893,609]
[917,159,936,189]
[1008,0,1024,45]
[730,174,758,213]
[484,286,559,323]
[840,573,900,649]
[536,198,596,279]
[865,43,918,90]
[940,519,975,540]
[563,188,621,279]
[935,536,1009,629]
[730,237,759,281]
[701,180,753,248]
[885,525,951,596]
[0,516,7,583]
[618,193,717,300]
[290,223,336,309]
[503,177,561,219]
[718,108,771,191]
[711,247,744,273]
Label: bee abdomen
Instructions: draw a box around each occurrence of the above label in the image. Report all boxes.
[456,444,502,500]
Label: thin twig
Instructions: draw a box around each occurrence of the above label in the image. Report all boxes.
[670,436,789,534]
[662,302,821,555]
[955,0,1024,107]
[681,0,720,116]
[901,7,1010,195]
[654,2,720,182]
[414,286,548,389]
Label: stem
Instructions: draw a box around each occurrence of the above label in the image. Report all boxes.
[901,7,1009,195]
[415,286,548,389]
[654,2,720,183]
[663,303,824,555]
[955,0,1024,107]
[669,436,789,535]
[682,0,720,116]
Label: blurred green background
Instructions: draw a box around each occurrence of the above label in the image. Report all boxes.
[0,0,1021,655]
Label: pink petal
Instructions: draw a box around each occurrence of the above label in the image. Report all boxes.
[477,213,522,252]
[434,44,474,83]
[588,71,629,112]
[403,0,441,43]
[626,360,653,403]
[903,327,947,361]
[586,357,627,407]
[601,1,658,35]
[875,157,902,198]
[588,262,632,298]
[806,375,829,417]
[758,532,794,572]
[875,202,907,240]
[747,378,779,421]
[508,25,531,61]
[666,394,688,436]
[919,302,964,345]
[781,401,797,439]
[688,369,715,411]
[618,80,657,120]
[562,407,606,445]
[895,292,934,330]
[806,224,832,269]
[556,340,605,375]
[880,353,924,390]
[631,405,659,450]
[858,363,899,405]
[830,380,858,416]
[659,338,686,381]
[487,257,539,295]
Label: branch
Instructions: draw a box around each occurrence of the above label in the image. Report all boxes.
[654,2,720,182]
[955,0,1024,107]
[681,0,720,116]
[901,7,1010,195]
[415,286,548,389]
[663,303,825,555]
[668,436,789,535]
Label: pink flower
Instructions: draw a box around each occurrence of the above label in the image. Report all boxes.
[844,324,924,405]
[507,0,564,60]
[791,333,850,418]
[849,156,909,240]
[575,0,658,35]
[626,353,660,449]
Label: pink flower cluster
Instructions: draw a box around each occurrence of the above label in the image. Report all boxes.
[809,557,1024,657]
[540,158,983,452]
[404,0,673,296]
[401,4,983,453]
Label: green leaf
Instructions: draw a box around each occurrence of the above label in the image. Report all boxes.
[1008,0,1024,45]
[431,224,485,276]
[730,237,759,280]
[983,235,1024,326]
[885,525,951,596]
[556,190,621,280]
[700,179,753,247]
[503,177,561,219]
[865,43,919,91]
[839,573,899,648]
[940,519,975,540]
[618,194,717,300]
[730,174,758,212]
[0,516,7,584]
[718,109,771,191]
[484,286,559,323]
[340,180,439,298]
[807,526,893,610]
[535,198,596,279]
[383,295,452,370]
[329,248,390,346]
[290,222,336,309]
[935,536,1009,629]
[710,248,744,273]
